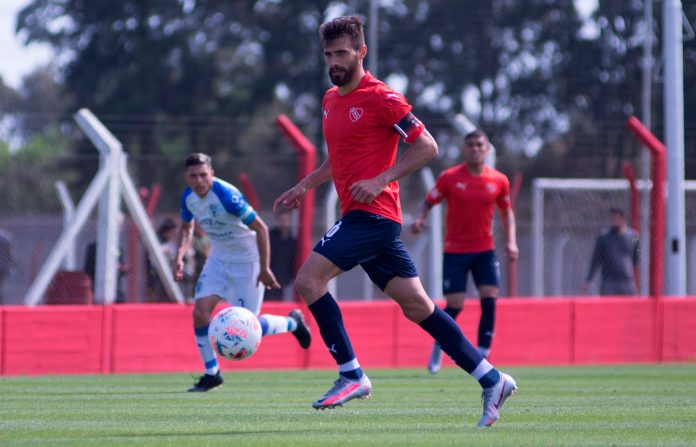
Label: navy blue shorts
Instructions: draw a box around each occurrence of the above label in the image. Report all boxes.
[313,210,418,290]
[442,250,500,295]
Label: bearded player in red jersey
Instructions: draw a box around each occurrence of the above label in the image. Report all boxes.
[412,130,519,373]
[274,16,516,427]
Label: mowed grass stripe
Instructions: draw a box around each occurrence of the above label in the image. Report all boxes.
[1,364,695,446]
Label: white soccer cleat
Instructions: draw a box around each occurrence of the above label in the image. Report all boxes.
[428,342,443,374]
[312,375,372,410]
[477,372,517,428]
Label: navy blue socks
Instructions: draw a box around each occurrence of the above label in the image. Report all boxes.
[419,306,483,373]
[478,297,496,350]
[443,305,462,320]
[308,292,363,380]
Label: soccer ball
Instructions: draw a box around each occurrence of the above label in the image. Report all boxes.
[209,307,262,361]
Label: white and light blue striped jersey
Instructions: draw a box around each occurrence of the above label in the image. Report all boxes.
[180,177,258,263]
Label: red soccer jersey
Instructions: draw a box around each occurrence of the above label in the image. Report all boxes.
[322,72,424,223]
[426,164,511,253]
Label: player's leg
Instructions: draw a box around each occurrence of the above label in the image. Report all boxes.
[385,275,516,427]
[428,253,470,373]
[186,257,233,391]
[188,294,224,392]
[231,262,311,348]
[373,237,516,428]
[427,292,466,374]
[295,252,372,409]
[296,213,383,409]
[471,250,501,359]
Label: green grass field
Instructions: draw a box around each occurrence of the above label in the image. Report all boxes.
[1,364,695,446]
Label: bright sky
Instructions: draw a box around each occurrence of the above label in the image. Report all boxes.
[0,0,53,89]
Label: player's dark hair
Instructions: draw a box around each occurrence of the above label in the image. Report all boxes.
[319,16,365,50]
[464,129,489,141]
[609,207,625,217]
[185,153,212,169]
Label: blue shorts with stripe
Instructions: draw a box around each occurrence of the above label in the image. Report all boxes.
[442,250,500,295]
[313,210,418,290]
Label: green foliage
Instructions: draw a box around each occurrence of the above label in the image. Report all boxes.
[1,365,695,446]
[0,125,80,214]
[8,0,696,191]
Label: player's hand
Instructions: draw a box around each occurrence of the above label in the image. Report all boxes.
[173,260,185,281]
[411,218,427,234]
[258,268,281,290]
[349,177,387,204]
[274,186,304,211]
[505,243,519,261]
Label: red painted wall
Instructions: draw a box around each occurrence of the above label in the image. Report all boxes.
[2,298,695,376]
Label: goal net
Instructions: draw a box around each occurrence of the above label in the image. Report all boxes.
[531,178,696,297]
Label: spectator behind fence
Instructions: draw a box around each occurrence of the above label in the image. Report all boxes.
[266,210,297,301]
[0,223,12,304]
[582,207,639,296]
[83,241,128,303]
[147,217,191,302]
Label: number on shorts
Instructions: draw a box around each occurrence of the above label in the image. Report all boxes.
[325,221,342,238]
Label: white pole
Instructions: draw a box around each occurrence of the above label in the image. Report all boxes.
[324,188,339,298]
[119,160,184,303]
[639,0,653,296]
[55,181,76,270]
[419,167,442,299]
[24,169,110,305]
[75,109,123,304]
[531,180,544,297]
[663,0,687,296]
[368,0,379,77]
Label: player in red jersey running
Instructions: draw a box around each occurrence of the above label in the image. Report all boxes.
[274,16,516,427]
[412,130,519,373]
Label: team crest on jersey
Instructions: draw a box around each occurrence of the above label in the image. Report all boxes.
[349,107,363,122]
[485,183,496,193]
[209,204,220,217]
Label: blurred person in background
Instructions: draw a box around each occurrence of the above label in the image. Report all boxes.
[411,129,518,372]
[83,214,129,303]
[146,217,190,302]
[175,152,311,392]
[583,208,639,296]
[0,223,12,305]
[266,209,297,301]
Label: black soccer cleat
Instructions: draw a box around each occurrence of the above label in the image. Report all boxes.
[187,371,223,392]
[289,309,312,349]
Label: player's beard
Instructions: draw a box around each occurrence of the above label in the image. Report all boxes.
[328,57,359,87]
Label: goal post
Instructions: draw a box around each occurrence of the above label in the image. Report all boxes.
[531,178,696,297]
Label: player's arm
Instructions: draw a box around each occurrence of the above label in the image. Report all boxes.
[174,221,194,281]
[274,158,332,211]
[411,200,434,234]
[499,208,519,261]
[247,216,281,290]
[350,128,438,204]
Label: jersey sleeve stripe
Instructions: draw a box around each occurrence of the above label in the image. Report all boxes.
[212,179,254,218]
[180,188,194,222]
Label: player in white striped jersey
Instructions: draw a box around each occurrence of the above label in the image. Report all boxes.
[175,153,311,392]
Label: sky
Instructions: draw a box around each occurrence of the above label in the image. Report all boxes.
[0,0,599,91]
[0,0,53,89]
